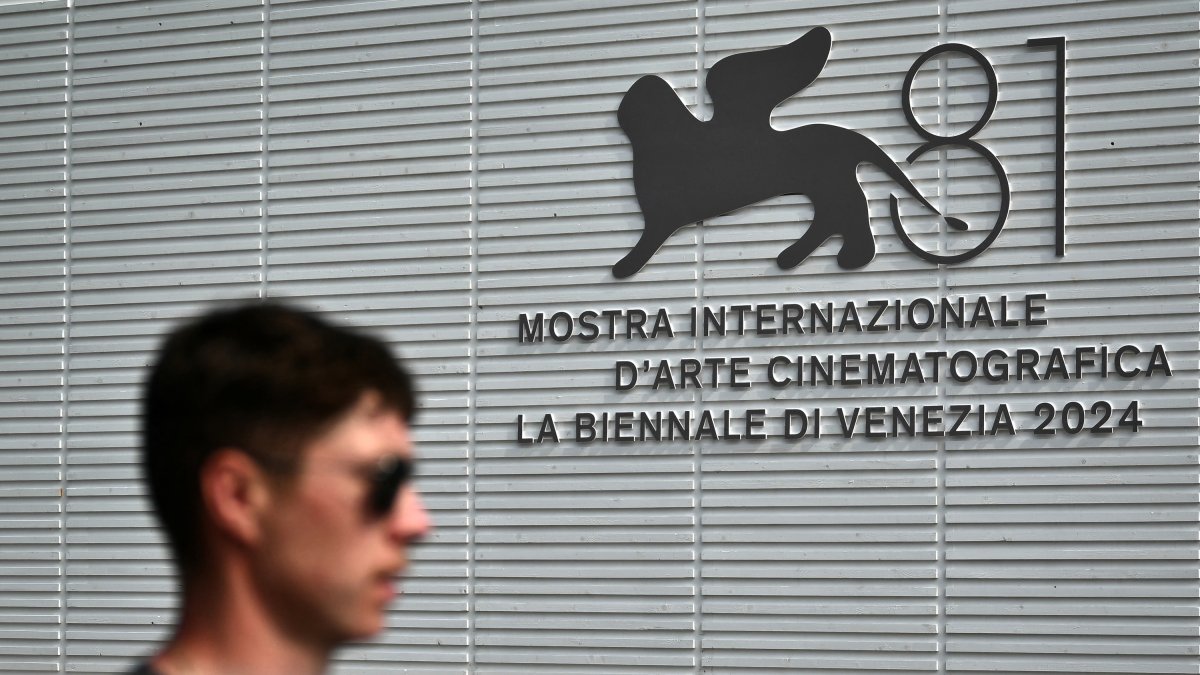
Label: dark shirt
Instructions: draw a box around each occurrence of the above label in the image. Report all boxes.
[128,664,163,675]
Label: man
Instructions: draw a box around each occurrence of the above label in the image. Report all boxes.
[134,302,431,675]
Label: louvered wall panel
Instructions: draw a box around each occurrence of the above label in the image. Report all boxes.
[698,2,943,671]
[939,2,1200,674]
[264,0,474,671]
[0,2,67,672]
[475,1,702,672]
[0,1,1195,673]
[66,0,267,670]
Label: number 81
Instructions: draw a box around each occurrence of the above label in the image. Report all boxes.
[889,38,1066,264]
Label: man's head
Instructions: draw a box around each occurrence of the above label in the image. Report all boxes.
[141,301,430,644]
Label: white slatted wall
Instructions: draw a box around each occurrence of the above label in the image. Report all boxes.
[476,2,701,672]
[66,0,266,670]
[942,3,1198,672]
[0,0,1196,673]
[0,2,67,672]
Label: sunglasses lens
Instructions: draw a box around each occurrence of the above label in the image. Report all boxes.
[368,457,412,516]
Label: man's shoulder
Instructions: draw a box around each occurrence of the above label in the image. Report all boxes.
[128,663,163,675]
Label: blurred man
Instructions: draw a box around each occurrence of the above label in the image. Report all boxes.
[133,302,431,675]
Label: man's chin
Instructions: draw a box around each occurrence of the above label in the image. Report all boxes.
[330,581,401,643]
[347,604,391,642]
[331,616,385,645]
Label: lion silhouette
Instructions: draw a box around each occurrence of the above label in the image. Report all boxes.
[613,27,966,278]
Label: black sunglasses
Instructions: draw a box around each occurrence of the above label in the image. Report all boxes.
[251,451,413,518]
[362,455,414,518]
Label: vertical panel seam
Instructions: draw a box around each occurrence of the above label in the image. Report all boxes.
[935,1,948,672]
[261,0,271,300]
[467,1,480,669]
[693,1,706,670]
[58,0,75,670]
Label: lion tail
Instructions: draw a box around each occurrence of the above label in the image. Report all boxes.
[863,142,968,231]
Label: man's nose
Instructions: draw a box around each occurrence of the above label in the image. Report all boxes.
[389,485,432,542]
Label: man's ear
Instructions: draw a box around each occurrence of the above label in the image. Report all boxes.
[199,449,272,548]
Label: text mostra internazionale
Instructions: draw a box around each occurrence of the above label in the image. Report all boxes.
[518,294,1051,340]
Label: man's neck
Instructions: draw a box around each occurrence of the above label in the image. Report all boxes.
[153,566,332,675]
